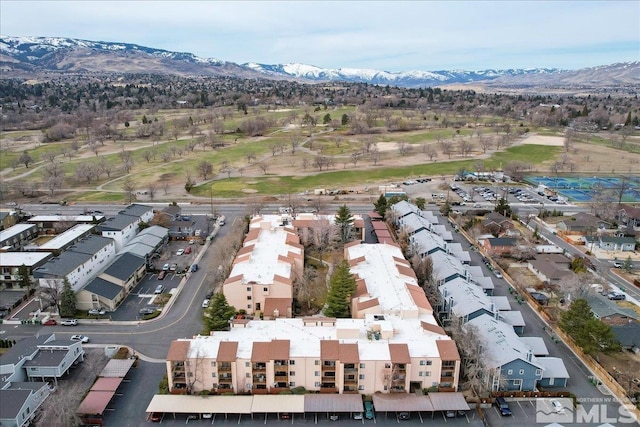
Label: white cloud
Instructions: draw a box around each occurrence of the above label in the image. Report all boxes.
[1,1,638,70]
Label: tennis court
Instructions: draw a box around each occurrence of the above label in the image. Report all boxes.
[525,175,640,202]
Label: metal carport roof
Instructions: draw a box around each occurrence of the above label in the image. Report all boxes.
[77,391,116,415]
[145,395,254,414]
[90,377,123,392]
[304,394,363,412]
[251,395,305,413]
[427,392,470,411]
[372,394,434,412]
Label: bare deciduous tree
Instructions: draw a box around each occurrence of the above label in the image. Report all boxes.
[123,177,136,203]
[197,160,213,180]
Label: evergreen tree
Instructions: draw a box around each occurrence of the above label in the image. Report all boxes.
[334,205,354,243]
[17,264,33,292]
[204,292,236,333]
[323,113,332,124]
[414,197,426,210]
[59,278,77,318]
[494,197,512,217]
[439,199,451,216]
[341,113,350,126]
[625,111,632,126]
[324,260,356,318]
[373,194,388,218]
[560,298,620,355]
[623,256,633,273]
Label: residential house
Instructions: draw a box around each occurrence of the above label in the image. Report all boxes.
[77,252,146,311]
[0,224,39,251]
[586,295,640,325]
[583,235,636,252]
[120,225,169,266]
[481,212,514,236]
[33,235,116,293]
[610,323,640,352]
[616,204,640,230]
[97,204,154,251]
[0,252,53,289]
[0,383,51,427]
[483,237,517,257]
[466,314,569,391]
[557,212,612,235]
[527,254,573,286]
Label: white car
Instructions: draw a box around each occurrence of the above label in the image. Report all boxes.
[70,335,90,343]
[60,319,78,326]
[493,270,503,279]
[550,399,565,414]
[202,299,210,308]
[176,249,185,256]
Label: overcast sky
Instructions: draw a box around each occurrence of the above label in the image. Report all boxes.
[2,1,638,71]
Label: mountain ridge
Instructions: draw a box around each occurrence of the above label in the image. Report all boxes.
[1,35,638,89]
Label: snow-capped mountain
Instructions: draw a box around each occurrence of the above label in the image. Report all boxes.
[243,62,561,87]
[1,35,637,89]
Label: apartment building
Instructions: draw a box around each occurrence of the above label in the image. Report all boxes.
[222,216,303,317]
[97,204,154,251]
[167,240,460,396]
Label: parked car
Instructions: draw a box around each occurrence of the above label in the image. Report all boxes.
[353,412,363,420]
[364,400,374,419]
[280,413,291,420]
[397,412,410,420]
[329,414,339,421]
[202,299,210,308]
[60,319,77,326]
[190,264,198,272]
[150,412,162,422]
[162,263,170,271]
[205,291,213,299]
[493,270,503,279]
[88,308,106,315]
[495,397,512,416]
[70,334,90,343]
[154,285,165,294]
[184,246,191,255]
[43,319,57,326]
[612,262,623,268]
[157,270,166,280]
[170,263,178,271]
[139,308,156,315]
[550,399,565,414]
[176,249,185,256]
[608,292,626,300]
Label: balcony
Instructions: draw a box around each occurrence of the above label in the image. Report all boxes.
[218,374,233,383]
[275,372,288,380]
[323,361,336,367]
[274,360,288,367]
[218,363,232,372]
[253,363,267,371]
[320,386,338,394]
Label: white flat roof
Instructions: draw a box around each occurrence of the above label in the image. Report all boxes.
[347,243,417,312]
[190,316,451,361]
[38,224,95,250]
[28,215,104,222]
[0,224,36,242]
[0,251,53,267]
[230,226,299,284]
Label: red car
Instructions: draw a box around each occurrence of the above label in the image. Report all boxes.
[43,319,57,326]
[150,412,163,422]
[184,246,192,255]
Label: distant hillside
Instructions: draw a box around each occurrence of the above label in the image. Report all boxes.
[1,36,638,90]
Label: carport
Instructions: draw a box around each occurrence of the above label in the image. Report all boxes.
[427,392,471,418]
[77,377,125,425]
[304,394,364,421]
[145,395,253,421]
[372,393,434,422]
[251,395,305,421]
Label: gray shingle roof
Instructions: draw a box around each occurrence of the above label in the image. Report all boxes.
[98,214,139,232]
[102,253,144,281]
[33,235,114,277]
[83,277,123,300]
[119,203,153,217]
[0,389,30,419]
[0,334,54,366]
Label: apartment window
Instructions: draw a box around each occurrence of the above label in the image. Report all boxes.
[246,287,251,291]
[535,369,542,376]
[519,369,525,375]
[315,371,321,376]
[359,374,365,380]
[247,296,252,300]
[247,304,252,309]
[289,382,295,387]
[419,372,424,377]
[385,363,391,369]
[187,372,193,377]
[245,362,250,367]
[289,360,295,365]
[314,382,321,387]
[425,372,431,377]
[186,361,191,367]
[507,369,513,375]
[513,379,522,386]
[211,373,217,378]
[263,287,268,292]
[383,386,388,391]
[315,360,319,365]
[210,361,216,367]
[420,360,425,366]
[246,373,251,378]
[289,371,295,376]
[359,363,365,369]
[358,385,364,391]
[426,360,432,366]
